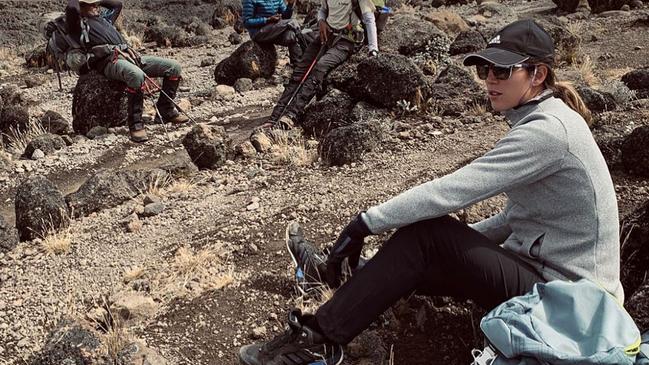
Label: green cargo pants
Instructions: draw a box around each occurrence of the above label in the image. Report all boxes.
[102,55,182,89]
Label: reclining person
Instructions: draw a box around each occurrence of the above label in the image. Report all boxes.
[242,0,305,65]
[65,0,188,142]
[260,0,379,130]
[239,19,623,365]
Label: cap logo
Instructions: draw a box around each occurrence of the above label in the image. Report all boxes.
[489,35,501,44]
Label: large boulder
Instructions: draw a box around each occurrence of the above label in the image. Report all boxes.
[214,41,277,86]
[350,54,432,108]
[621,68,649,99]
[319,122,385,166]
[210,0,243,30]
[72,71,127,135]
[39,110,70,135]
[66,169,169,217]
[157,150,199,178]
[182,123,232,169]
[381,14,450,57]
[301,89,355,138]
[0,215,18,253]
[380,14,450,74]
[626,282,649,332]
[15,176,69,241]
[620,199,649,296]
[0,104,30,137]
[449,30,486,56]
[620,125,649,177]
[23,133,66,158]
[576,86,617,113]
[428,64,486,116]
[31,319,102,365]
[553,0,632,12]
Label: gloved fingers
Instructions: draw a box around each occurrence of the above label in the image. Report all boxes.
[326,260,342,288]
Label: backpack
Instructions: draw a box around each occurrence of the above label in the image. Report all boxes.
[480,279,641,365]
[41,12,89,88]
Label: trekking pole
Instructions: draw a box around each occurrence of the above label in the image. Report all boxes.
[142,74,198,125]
[275,36,333,122]
[115,48,198,125]
[54,60,63,92]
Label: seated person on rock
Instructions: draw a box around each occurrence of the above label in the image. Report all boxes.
[242,0,305,66]
[260,0,379,130]
[238,19,623,365]
[65,0,188,143]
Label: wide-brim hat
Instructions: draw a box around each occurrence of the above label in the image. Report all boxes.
[463,19,555,67]
[79,0,101,4]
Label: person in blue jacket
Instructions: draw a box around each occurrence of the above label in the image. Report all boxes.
[242,0,304,65]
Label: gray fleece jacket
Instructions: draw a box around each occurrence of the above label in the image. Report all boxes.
[362,95,624,302]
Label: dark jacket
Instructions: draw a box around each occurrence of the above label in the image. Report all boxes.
[65,0,126,71]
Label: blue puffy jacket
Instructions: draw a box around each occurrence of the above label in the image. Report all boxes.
[242,0,293,35]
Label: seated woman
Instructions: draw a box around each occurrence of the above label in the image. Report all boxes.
[242,0,304,65]
[238,19,622,365]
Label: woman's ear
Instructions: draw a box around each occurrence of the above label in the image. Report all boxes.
[532,65,549,86]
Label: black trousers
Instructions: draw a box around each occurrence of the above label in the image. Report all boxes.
[269,34,354,122]
[252,19,303,65]
[315,215,546,345]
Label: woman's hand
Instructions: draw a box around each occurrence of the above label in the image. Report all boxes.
[326,214,372,288]
[318,19,331,43]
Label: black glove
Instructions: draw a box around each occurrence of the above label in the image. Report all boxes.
[368,49,379,57]
[326,214,372,288]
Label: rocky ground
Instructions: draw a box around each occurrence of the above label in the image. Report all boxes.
[1,0,649,364]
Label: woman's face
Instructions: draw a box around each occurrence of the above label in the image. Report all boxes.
[482,64,540,112]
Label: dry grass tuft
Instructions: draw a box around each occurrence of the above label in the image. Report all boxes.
[213,268,235,290]
[269,132,318,167]
[164,178,197,194]
[4,119,48,155]
[40,224,73,255]
[173,246,217,281]
[576,55,599,86]
[101,317,132,361]
[123,267,145,283]
[294,284,334,315]
[466,102,488,116]
[145,172,172,197]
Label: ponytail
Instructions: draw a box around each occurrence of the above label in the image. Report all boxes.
[543,67,593,126]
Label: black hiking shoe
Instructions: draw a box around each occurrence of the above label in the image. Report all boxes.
[285,221,328,295]
[239,309,343,365]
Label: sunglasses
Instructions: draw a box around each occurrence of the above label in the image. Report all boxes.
[475,63,535,80]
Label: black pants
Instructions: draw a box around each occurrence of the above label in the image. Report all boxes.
[269,34,354,122]
[252,19,303,65]
[315,215,545,345]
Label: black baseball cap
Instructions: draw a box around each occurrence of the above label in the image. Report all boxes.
[463,19,555,67]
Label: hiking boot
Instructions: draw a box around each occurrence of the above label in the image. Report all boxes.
[127,89,148,143]
[129,123,149,143]
[155,76,188,124]
[239,309,343,365]
[154,108,189,124]
[285,222,328,295]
